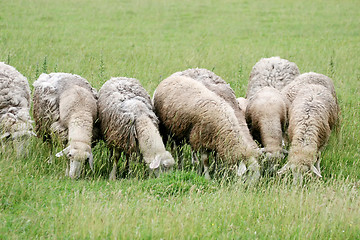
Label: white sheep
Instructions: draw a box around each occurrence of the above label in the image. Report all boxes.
[246,56,300,98]
[245,87,289,171]
[33,73,98,179]
[153,75,261,182]
[97,77,175,180]
[278,84,340,183]
[0,62,35,141]
[170,68,256,168]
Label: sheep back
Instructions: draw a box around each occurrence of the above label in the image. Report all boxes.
[33,72,97,140]
[0,62,33,138]
[288,84,339,154]
[246,57,300,98]
[171,68,247,114]
[98,77,158,155]
[281,72,337,103]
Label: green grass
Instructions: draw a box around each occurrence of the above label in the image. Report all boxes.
[1,0,359,238]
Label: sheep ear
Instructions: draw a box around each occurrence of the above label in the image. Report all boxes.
[258,148,266,154]
[277,163,290,175]
[237,161,247,177]
[149,156,161,170]
[311,165,322,178]
[88,152,94,171]
[281,149,289,155]
[0,132,11,140]
[55,146,70,157]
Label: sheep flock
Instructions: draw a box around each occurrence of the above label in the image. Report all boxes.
[0,57,340,184]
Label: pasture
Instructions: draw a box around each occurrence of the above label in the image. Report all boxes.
[1,0,359,238]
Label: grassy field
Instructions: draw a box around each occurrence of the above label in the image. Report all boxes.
[1,0,360,238]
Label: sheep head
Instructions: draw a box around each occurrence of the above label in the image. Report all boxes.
[56,142,94,179]
[237,156,261,186]
[277,149,322,184]
[259,148,288,175]
[148,151,175,177]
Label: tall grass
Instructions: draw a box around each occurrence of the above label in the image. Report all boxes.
[1,0,359,238]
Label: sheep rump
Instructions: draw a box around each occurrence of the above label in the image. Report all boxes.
[33,72,97,139]
[281,72,340,129]
[245,87,289,161]
[170,68,242,111]
[0,62,34,140]
[281,72,338,103]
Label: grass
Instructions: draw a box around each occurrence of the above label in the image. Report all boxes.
[1,0,360,238]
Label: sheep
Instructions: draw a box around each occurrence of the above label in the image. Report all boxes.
[278,84,340,184]
[33,73,98,179]
[153,75,261,182]
[281,72,338,103]
[246,57,300,98]
[97,77,175,180]
[170,68,255,167]
[245,87,289,172]
[0,62,35,141]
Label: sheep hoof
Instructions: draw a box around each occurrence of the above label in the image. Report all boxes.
[109,169,117,181]
[237,161,247,177]
[151,168,161,178]
[47,155,54,164]
[247,170,260,186]
[204,172,211,180]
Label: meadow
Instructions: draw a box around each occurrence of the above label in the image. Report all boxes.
[1,0,359,238]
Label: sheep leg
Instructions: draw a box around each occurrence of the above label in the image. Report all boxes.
[315,152,321,173]
[246,157,260,185]
[177,143,186,170]
[65,161,69,177]
[192,151,199,165]
[120,154,130,178]
[200,151,210,180]
[292,171,304,186]
[109,149,120,181]
[193,151,203,174]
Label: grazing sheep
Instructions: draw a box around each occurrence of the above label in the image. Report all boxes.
[0,62,35,141]
[153,75,261,181]
[281,72,338,103]
[245,87,289,170]
[278,84,340,183]
[170,68,256,168]
[246,57,300,98]
[33,73,98,179]
[97,77,175,180]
